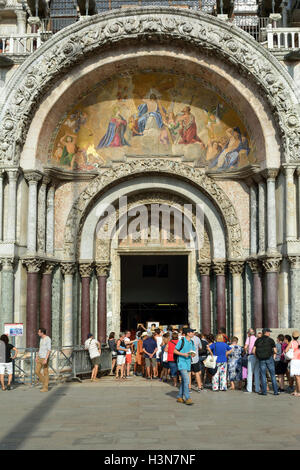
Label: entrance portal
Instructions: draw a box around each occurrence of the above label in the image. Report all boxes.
[120,255,188,331]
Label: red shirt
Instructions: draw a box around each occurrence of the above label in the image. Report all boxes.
[168,339,179,362]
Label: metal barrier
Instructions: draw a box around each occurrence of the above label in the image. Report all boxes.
[72,346,112,382]
[12,345,112,386]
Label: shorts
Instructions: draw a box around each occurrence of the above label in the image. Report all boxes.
[117,355,126,366]
[126,354,132,364]
[112,351,117,358]
[191,361,201,373]
[145,357,157,369]
[162,362,169,369]
[275,361,288,375]
[0,362,13,375]
[168,361,178,377]
[91,356,101,367]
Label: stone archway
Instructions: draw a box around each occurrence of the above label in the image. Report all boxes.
[0,7,300,166]
[63,159,242,261]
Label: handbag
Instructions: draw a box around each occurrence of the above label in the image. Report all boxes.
[285,342,295,360]
[204,344,217,369]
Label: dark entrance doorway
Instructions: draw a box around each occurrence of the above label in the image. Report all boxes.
[120,255,188,331]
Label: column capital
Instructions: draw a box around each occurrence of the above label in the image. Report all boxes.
[228,260,245,275]
[95,262,111,277]
[282,165,297,176]
[6,168,20,182]
[212,260,226,275]
[261,256,282,273]
[24,170,43,184]
[79,262,94,278]
[0,257,14,271]
[41,175,51,186]
[262,168,279,181]
[247,258,262,274]
[197,260,211,276]
[61,262,76,276]
[42,260,57,275]
[22,257,43,273]
[288,256,300,270]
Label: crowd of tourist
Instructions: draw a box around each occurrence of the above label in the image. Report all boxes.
[107,326,300,405]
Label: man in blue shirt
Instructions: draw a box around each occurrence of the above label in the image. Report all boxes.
[174,328,196,405]
[142,335,158,379]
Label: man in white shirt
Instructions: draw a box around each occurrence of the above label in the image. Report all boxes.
[84,333,101,382]
[36,328,51,392]
[190,332,203,393]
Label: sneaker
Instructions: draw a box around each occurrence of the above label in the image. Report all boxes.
[185,398,193,405]
[7,385,12,391]
[196,388,202,393]
[176,397,185,403]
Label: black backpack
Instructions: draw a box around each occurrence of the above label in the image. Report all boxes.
[255,337,273,360]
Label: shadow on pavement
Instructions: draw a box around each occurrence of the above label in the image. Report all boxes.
[0,383,70,450]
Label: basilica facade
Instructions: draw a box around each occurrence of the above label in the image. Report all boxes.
[0,0,300,348]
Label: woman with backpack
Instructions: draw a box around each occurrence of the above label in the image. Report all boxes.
[284,331,300,396]
[207,334,233,391]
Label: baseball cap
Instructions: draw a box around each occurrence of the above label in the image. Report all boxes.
[141,332,148,337]
[87,333,93,338]
[262,328,272,333]
[183,328,196,334]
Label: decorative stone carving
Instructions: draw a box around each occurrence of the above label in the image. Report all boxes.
[212,260,227,275]
[197,260,211,276]
[61,262,76,276]
[24,171,43,184]
[0,8,299,165]
[95,262,111,278]
[261,256,282,273]
[262,168,279,181]
[229,260,245,275]
[247,258,262,274]
[79,263,93,278]
[288,256,300,270]
[1,258,13,271]
[42,260,57,275]
[64,159,243,261]
[22,257,43,273]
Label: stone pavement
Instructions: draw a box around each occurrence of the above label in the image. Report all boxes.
[0,376,300,450]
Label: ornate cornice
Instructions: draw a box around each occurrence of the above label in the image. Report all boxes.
[63,159,243,261]
[95,262,111,277]
[0,8,300,165]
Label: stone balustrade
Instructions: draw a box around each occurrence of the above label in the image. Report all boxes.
[267,25,300,49]
[0,33,45,55]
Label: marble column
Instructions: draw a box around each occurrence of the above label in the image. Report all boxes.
[79,263,93,344]
[46,185,55,256]
[197,261,211,334]
[247,259,263,330]
[297,168,300,238]
[40,261,56,338]
[16,10,27,34]
[37,176,50,255]
[288,256,300,328]
[23,258,43,348]
[0,258,14,333]
[263,169,279,254]
[229,261,244,340]
[283,166,297,241]
[95,262,110,345]
[6,169,19,242]
[24,171,42,254]
[262,257,282,328]
[212,260,226,331]
[247,179,258,256]
[28,16,41,33]
[255,175,267,255]
[0,170,4,240]
[61,262,76,347]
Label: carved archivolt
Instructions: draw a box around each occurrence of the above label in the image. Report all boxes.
[94,191,211,261]
[63,159,242,260]
[0,8,299,165]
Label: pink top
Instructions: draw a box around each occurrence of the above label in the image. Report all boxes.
[291,340,300,360]
[245,335,257,354]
